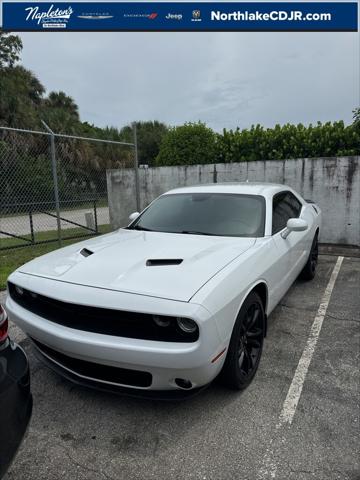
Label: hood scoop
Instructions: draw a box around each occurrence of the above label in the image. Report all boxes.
[146,259,183,267]
[80,248,94,258]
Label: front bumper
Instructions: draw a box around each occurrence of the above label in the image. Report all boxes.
[0,339,32,478]
[6,273,228,392]
[32,340,208,399]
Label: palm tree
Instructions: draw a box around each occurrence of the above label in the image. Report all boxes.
[353,107,360,125]
[44,91,79,120]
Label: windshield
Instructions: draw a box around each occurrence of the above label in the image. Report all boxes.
[129,193,265,237]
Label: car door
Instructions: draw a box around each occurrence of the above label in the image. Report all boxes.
[272,191,308,287]
[270,191,294,308]
[284,191,309,276]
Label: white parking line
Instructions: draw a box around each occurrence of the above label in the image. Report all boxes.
[258,256,344,479]
[279,255,344,425]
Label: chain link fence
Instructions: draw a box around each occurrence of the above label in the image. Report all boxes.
[0,125,140,251]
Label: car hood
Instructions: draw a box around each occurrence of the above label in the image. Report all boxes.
[18,229,255,302]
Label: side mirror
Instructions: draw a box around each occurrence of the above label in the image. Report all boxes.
[281,218,308,239]
[129,212,140,222]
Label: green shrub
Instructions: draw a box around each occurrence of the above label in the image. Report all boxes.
[155,120,359,167]
[216,121,360,163]
[217,121,360,163]
[156,122,217,166]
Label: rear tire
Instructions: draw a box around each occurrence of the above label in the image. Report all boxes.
[300,233,318,281]
[220,291,265,390]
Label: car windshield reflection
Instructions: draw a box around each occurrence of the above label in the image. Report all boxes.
[128,193,266,238]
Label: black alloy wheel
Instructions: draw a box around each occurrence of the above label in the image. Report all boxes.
[300,233,319,280]
[237,303,263,376]
[310,236,319,275]
[220,291,265,390]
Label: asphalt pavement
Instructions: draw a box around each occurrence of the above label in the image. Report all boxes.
[1,254,359,480]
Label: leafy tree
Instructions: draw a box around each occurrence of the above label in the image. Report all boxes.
[353,107,360,125]
[44,91,79,121]
[41,91,81,140]
[0,66,45,128]
[0,32,45,128]
[0,32,22,69]
[120,121,168,166]
[156,122,216,166]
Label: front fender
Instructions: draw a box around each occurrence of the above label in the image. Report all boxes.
[191,241,270,342]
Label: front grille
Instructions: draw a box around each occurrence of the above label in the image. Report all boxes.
[8,282,199,342]
[32,338,152,388]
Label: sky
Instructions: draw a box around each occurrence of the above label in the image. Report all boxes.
[14,26,360,132]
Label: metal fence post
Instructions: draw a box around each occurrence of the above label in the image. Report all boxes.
[93,199,98,233]
[50,133,62,247]
[132,122,141,212]
[29,208,35,244]
[213,164,218,183]
[42,120,62,247]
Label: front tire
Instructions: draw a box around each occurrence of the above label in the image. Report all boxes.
[220,291,265,390]
[300,233,318,281]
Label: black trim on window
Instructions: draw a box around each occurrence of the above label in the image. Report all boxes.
[272,191,303,235]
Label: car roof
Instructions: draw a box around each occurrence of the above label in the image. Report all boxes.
[165,182,290,197]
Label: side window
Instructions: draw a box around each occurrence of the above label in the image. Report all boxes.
[286,192,302,218]
[272,192,302,235]
[272,192,288,234]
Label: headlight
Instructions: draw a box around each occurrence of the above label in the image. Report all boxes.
[176,317,197,334]
[153,315,171,327]
[15,285,24,296]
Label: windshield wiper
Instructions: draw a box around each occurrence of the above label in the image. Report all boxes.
[181,230,217,236]
[129,226,216,235]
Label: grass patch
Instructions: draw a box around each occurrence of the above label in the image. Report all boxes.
[0,224,112,290]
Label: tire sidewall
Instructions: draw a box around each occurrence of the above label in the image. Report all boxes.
[301,232,319,280]
[222,291,265,390]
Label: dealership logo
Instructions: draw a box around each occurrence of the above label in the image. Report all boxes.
[25,4,73,28]
[192,10,201,21]
[77,13,114,20]
[124,12,158,19]
[165,13,183,20]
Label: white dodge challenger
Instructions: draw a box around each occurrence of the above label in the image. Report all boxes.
[6,183,321,397]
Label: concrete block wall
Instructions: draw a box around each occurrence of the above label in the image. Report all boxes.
[107,156,360,246]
